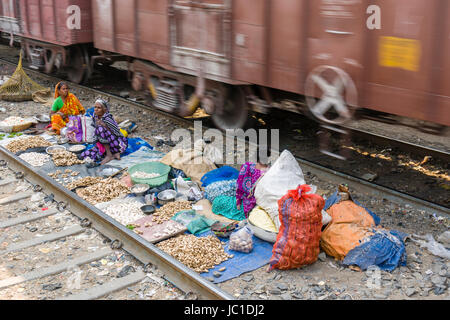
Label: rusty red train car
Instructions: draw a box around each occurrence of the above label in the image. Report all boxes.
[0,0,21,38]
[15,0,95,83]
[1,1,449,131]
[90,0,450,130]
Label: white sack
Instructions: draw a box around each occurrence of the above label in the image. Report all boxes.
[254,150,306,231]
[81,115,95,143]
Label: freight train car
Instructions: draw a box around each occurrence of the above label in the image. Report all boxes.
[10,0,97,84]
[0,0,21,44]
[2,0,449,131]
[91,0,450,130]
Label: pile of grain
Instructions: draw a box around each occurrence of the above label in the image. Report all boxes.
[102,198,146,226]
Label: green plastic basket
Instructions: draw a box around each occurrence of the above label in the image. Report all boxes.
[128,162,171,187]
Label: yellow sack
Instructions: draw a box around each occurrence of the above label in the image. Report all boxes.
[248,206,278,233]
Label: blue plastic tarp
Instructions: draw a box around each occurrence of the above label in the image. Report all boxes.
[83,137,154,161]
[343,229,408,272]
[199,230,274,283]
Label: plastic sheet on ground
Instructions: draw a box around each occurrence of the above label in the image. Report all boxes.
[199,230,274,284]
[411,234,450,260]
[107,145,165,169]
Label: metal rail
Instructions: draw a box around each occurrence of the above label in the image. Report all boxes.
[293,155,450,219]
[344,126,450,163]
[0,146,233,300]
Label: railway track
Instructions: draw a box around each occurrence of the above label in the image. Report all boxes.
[1,45,449,301]
[0,147,234,300]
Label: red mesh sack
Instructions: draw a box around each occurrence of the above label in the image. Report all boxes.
[269,185,325,270]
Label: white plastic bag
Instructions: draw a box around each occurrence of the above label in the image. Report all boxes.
[81,115,95,143]
[254,150,306,231]
[437,231,450,246]
[411,234,450,259]
[322,210,332,226]
[173,176,203,201]
[229,226,254,253]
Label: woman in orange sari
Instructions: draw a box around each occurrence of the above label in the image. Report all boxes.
[50,82,85,134]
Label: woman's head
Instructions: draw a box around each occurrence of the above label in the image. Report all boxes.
[94,99,109,117]
[55,82,69,98]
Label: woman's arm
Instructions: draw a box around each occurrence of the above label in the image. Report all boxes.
[51,97,65,117]
[73,94,85,115]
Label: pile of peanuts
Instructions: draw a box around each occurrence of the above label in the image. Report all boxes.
[156,234,232,273]
[76,177,130,205]
[5,136,51,153]
[65,176,103,190]
[152,200,192,224]
[52,150,85,167]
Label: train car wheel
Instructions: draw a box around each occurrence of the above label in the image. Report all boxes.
[305,66,357,125]
[212,87,249,130]
[67,46,87,84]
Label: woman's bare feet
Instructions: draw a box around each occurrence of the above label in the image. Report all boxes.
[101,154,114,165]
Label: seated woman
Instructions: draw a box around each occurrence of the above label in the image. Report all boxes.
[80,99,128,165]
[236,146,271,218]
[50,82,85,134]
